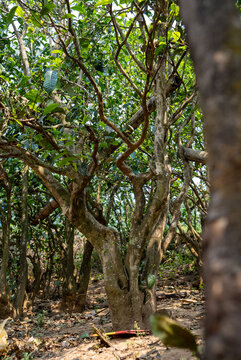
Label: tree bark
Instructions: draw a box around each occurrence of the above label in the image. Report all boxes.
[181,1,241,359]
[29,254,42,303]
[61,219,77,311]
[61,220,93,313]
[0,166,12,318]
[183,148,208,164]
[14,164,29,318]
[75,239,93,311]
[31,199,59,225]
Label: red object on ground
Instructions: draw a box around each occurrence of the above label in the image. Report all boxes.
[91,329,151,338]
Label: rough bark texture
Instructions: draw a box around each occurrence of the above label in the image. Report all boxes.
[181,1,241,359]
[61,219,78,312]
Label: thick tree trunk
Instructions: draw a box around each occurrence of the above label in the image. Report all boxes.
[99,230,133,330]
[14,165,29,318]
[99,229,154,330]
[181,1,241,359]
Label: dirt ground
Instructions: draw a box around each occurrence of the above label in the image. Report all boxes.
[2,273,204,360]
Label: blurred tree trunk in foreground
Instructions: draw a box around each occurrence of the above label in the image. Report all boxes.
[181,0,241,359]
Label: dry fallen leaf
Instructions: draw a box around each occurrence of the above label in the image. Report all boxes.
[0,317,11,354]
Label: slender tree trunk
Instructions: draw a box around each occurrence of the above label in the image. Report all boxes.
[61,219,76,311]
[181,1,241,358]
[75,239,93,311]
[0,225,12,318]
[138,49,171,324]
[14,165,29,318]
[61,220,93,312]
[0,169,12,318]
[29,254,42,304]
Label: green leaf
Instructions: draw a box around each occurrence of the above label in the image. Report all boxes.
[79,38,90,48]
[52,57,62,67]
[172,31,181,43]
[100,142,108,148]
[58,156,78,166]
[43,70,58,94]
[120,0,133,4]
[40,2,56,17]
[155,43,166,56]
[6,6,18,26]
[43,103,65,115]
[62,13,75,19]
[150,314,198,353]
[65,84,75,97]
[25,90,43,103]
[95,0,112,7]
[170,3,180,17]
[15,6,24,18]
[30,13,42,28]
[147,274,156,289]
[71,4,84,12]
[51,50,63,55]
[12,117,23,126]
[99,121,106,128]
[168,30,181,43]
[18,75,30,88]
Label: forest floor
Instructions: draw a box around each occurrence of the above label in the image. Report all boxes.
[3,271,204,360]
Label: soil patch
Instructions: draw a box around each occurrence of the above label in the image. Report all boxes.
[3,273,204,360]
